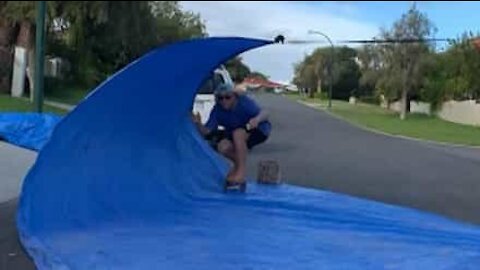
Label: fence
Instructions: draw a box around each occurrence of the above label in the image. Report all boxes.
[387,100,480,126]
[438,100,480,126]
[387,101,431,115]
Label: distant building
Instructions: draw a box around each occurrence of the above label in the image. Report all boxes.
[240,75,299,94]
[242,77,283,90]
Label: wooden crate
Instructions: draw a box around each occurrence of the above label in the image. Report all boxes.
[257,160,281,184]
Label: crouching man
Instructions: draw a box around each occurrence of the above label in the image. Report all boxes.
[193,84,271,191]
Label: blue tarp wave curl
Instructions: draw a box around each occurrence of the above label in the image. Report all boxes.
[16,37,480,269]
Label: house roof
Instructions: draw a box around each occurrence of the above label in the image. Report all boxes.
[242,77,284,88]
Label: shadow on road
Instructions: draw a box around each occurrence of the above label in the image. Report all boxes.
[0,199,35,270]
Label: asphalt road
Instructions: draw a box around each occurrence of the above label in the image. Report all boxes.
[0,143,35,203]
[2,93,480,269]
[248,93,480,225]
[0,143,35,270]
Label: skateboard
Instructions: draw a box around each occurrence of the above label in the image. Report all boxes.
[224,180,247,193]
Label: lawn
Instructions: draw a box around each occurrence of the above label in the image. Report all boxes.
[289,94,480,147]
[0,94,68,115]
[45,80,92,105]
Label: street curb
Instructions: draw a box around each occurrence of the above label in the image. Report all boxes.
[297,100,480,150]
[44,100,75,111]
[17,97,75,112]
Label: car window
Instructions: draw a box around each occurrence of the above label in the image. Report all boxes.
[213,73,225,86]
[198,78,214,94]
[197,72,225,94]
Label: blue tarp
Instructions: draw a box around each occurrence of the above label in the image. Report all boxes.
[16,37,480,269]
[0,113,61,151]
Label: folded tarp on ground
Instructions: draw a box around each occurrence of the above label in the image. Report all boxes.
[0,113,61,151]
[16,37,480,269]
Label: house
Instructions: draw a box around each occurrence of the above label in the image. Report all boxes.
[240,76,287,93]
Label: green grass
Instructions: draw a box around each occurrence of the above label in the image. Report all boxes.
[287,93,480,146]
[0,94,68,115]
[45,84,91,105]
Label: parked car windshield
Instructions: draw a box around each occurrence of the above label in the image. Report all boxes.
[197,72,225,94]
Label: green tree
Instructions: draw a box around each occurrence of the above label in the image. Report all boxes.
[421,32,480,112]
[48,1,206,87]
[250,71,269,80]
[378,4,436,119]
[49,1,110,85]
[0,1,207,95]
[357,44,382,98]
[447,32,480,100]
[331,47,360,100]
[292,54,318,98]
[292,46,360,100]
[150,1,206,44]
[420,52,449,112]
[0,1,36,93]
[225,56,251,83]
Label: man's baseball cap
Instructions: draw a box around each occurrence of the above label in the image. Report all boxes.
[214,83,234,95]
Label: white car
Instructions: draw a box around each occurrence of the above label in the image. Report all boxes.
[193,66,233,124]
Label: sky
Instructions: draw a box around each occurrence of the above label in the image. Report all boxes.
[181,1,480,83]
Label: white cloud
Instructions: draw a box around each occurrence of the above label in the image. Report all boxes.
[181,1,378,82]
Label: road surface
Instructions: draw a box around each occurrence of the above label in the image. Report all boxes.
[2,93,480,269]
[248,93,480,225]
[0,143,35,270]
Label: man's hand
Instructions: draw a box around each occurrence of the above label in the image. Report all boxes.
[248,109,268,131]
[191,112,202,124]
[192,111,211,136]
[248,117,260,130]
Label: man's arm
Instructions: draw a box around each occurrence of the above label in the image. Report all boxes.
[196,122,211,137]
[248,109,268,130]
[192,112,211,136]
[193,105,220,136]
[243,96,269,129]
[254,109,269,123]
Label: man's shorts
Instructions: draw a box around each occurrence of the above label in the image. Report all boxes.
[206,128,268,150]
[245,128,268,149]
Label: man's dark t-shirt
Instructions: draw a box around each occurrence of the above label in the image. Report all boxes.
[206,95,271,137]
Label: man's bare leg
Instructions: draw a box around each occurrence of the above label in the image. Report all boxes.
[217,139,239,181]
[217,129,249,182]
[217,139,235,161]
[229,128,248,182]
[217,138,242,181]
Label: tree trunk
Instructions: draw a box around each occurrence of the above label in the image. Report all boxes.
[400,88,407,120]
[17,21,35,99]
[317,78,322,95]
[0,18,15,94]
[0,48,12,94]
[16,21,33,49]
[400,61,412,120]
[406,93,411,113]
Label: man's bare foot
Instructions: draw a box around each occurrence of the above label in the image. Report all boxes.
[226,170,245,183]
[224,180,246,192]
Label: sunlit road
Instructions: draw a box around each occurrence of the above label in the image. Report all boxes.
[248,93,480,225]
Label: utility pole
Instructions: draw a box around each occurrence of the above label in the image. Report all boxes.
[34,1,46,113]
[308,30,334,109]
